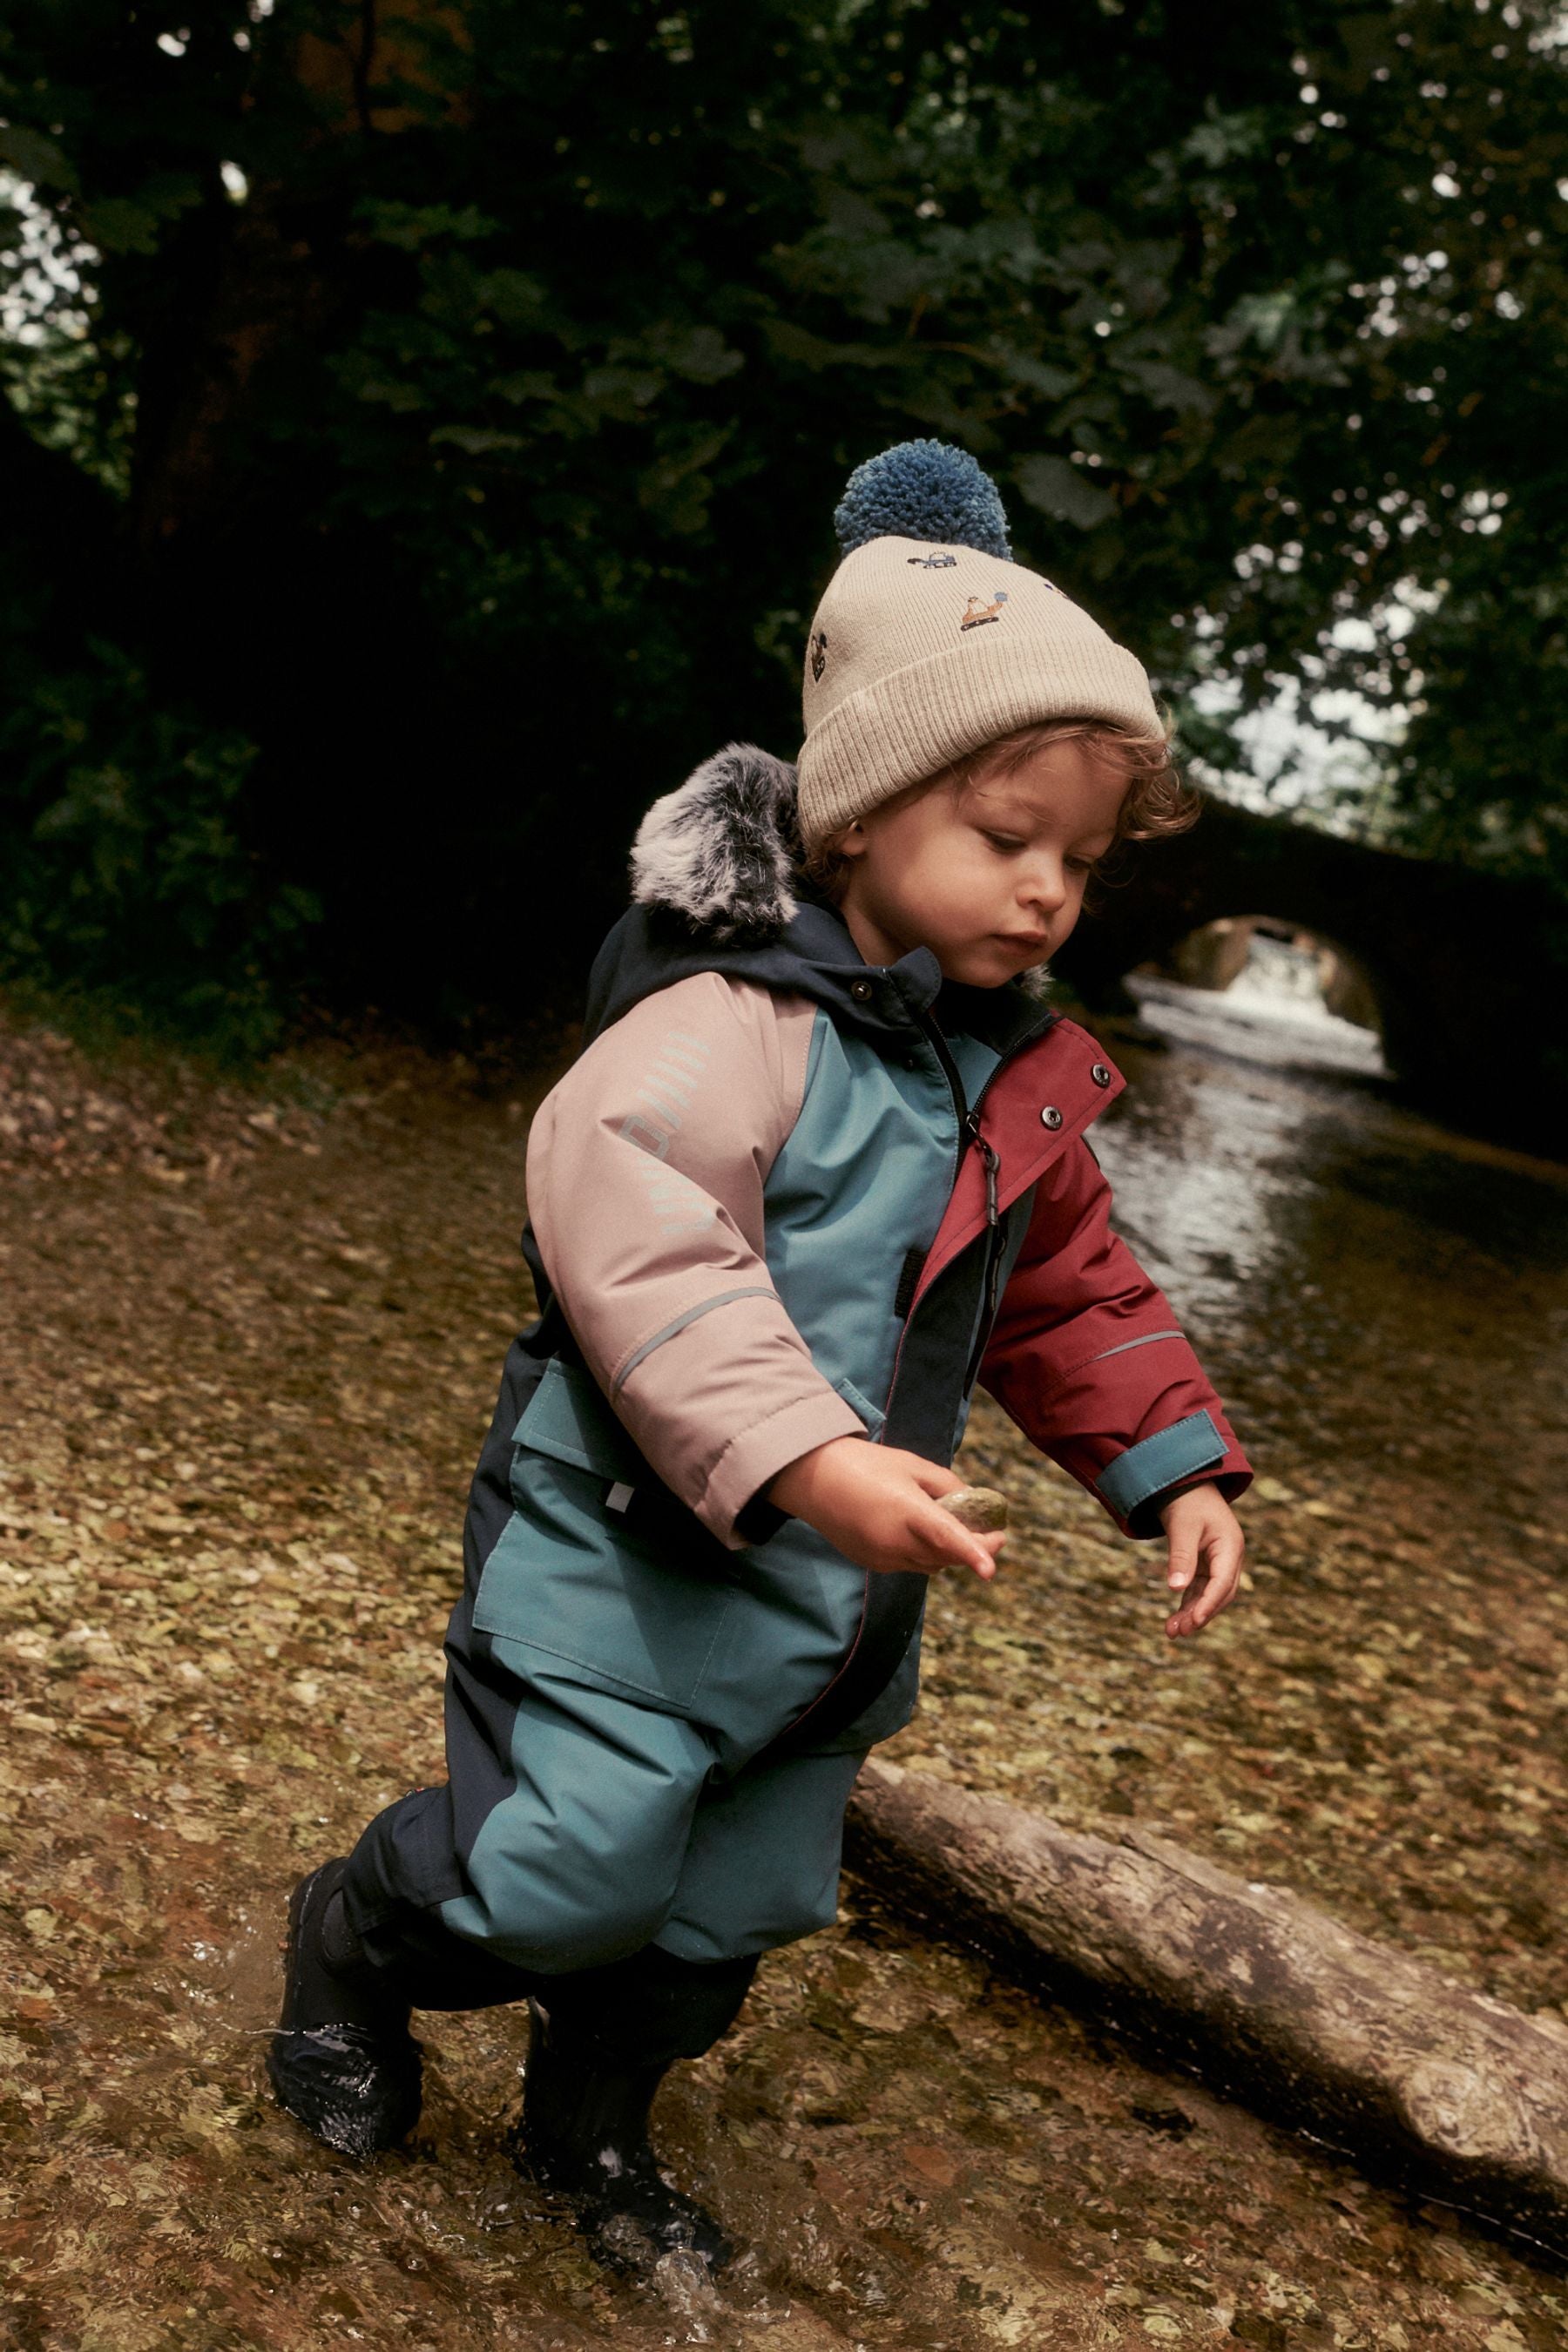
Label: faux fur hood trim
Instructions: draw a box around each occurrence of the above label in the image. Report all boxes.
[630,742,802,942]
[627,740,1053,1002]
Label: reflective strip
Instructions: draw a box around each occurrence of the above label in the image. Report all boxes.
[1094,1409,1226,1522]
[663,1030,712,1075]
[639,1079,689,1123]
[611,1287,779,1396]
[1090,1328,1183,1364]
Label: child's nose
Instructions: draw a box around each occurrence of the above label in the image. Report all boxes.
[1021,857,1067,915]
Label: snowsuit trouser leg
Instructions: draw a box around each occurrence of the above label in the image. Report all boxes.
[341,1657,865,1990]
[652,1743,866,1965]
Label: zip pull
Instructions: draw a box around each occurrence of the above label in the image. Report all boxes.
[967,1112,1000,1226]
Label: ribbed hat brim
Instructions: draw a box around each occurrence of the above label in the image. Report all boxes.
[797,622,1158,846]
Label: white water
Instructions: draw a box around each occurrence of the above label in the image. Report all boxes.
[1129,932,1388,1080]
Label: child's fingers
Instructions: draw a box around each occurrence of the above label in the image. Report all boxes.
[910,1497,1002,1581]
[1164,1560,1212,1637]
[969,1528,1006,1579]
[909,1458,967,1500]
[1165,1526,1245,1638]
[1166,1521,1200,1592]
[890,1456,1005,1578]
[1190,1539,1244,1626]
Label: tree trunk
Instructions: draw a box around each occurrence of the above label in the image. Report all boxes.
[844,1759,1568,2257]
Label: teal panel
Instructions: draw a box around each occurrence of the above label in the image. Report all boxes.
[483,1360,902,1754]
[810,1614,925,1752]
[440,1656,870,1970]
[440,1660,713,1970]
[656,1746,868,1962]
[471,1506,732,1713]
[1095,1409,1224,1522]
[761,1011,1001,1423]
[474,1432,735,1712]
[511,1353,646,1484]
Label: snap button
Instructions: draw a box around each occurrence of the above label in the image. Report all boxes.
[850,978,874,1003]
[1040,1105,1064,1130]
[1091,1062,1112,1088]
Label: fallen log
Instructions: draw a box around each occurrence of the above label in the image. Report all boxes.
[844,1759,1568,2256]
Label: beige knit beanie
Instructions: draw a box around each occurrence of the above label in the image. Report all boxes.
[796,440,1160,849]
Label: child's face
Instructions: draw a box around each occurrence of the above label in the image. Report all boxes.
[835,738,1127,987]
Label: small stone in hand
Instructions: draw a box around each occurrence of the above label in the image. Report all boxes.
[938,1485,1009,1534]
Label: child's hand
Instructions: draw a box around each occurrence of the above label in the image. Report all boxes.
[767,1439,1005,1581]
[1158,1482,1245,1639]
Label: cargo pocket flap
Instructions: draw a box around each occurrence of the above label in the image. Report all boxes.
[481,1355,733,1710]
[832,1372,887,1441]
[511,1356,649,1489]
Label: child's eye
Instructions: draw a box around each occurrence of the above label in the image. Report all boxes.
[1065,855,1098,875]
[982,832,1026,854]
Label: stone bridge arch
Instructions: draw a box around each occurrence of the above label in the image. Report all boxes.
[1051,796,1566,1152]
[1163,915,1384,1038]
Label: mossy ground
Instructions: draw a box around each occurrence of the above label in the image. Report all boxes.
[1,1004,1565,2349]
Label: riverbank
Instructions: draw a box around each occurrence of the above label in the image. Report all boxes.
[2,1002,1565,2349]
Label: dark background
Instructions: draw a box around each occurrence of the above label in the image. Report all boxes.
[2,0,1564,1050]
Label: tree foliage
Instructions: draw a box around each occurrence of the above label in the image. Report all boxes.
[2,0,1565,1023]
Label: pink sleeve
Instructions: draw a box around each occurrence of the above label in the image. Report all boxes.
[524,971,867,1547]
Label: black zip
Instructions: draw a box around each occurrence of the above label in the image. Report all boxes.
[914,1008,1006,1391]
[964,1106,1007,1393]
[967,1108,1000,1226]
[956,1001,1061,1368]
[913,1008,973,1196]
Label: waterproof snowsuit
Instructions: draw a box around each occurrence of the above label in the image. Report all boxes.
[342,746,1252,1991]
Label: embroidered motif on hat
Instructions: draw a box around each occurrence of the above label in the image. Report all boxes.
[907,551,957,569]
[810,631,828,681]
[960,590,1010,632]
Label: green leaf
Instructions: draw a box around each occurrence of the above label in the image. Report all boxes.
[0,125,78,192]
[428,426,527,455]
[989,348,1078,401]
[580,365,664,419]
[1216,414,1301,474]
[78,198,165,256]
[760,318,900,372]
[1114,356,1216,417]
[491,370,563,406]
[341,368,431,412]
[357,200,500,250]
[1181,103,1271,167]
[79,174,203,253]
[474,268,549,328]
[1015,453,1115,531]
[639,322,744,385]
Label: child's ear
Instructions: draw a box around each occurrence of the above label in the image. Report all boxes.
[839,821,868,862]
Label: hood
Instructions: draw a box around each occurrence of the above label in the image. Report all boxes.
[631,741,804,943]
[586,743,1053,1058]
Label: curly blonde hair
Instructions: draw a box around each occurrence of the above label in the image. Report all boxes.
[801,714,1196,896]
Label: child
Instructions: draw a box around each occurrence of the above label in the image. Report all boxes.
[267,440,1252,2272]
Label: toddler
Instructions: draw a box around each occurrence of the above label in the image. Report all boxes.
[268,440,1251,2273]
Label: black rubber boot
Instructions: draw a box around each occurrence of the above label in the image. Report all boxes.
[266,1857,422,2159]
[511,1996,733,2273]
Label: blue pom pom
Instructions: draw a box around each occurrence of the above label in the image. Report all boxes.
[832,438,1011,561]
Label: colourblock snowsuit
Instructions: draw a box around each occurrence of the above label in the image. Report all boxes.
[342,747,1252,1991]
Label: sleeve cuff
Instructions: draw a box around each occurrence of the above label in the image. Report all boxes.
[700,1389,868,1548]
[733,1490,790,1547]
[1095,1409,1227,1538]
